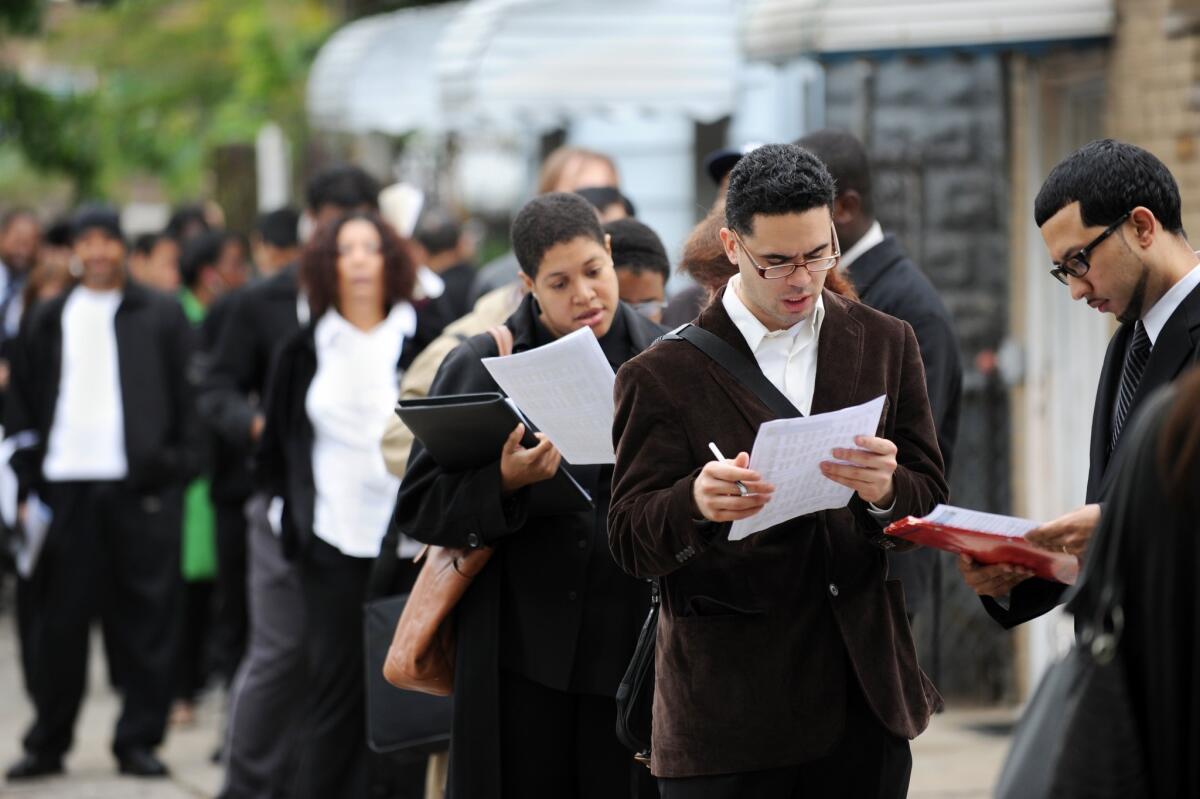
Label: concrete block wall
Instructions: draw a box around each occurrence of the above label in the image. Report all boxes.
[824,52,1014,702]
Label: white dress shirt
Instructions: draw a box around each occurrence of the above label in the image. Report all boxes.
[1141,263,1200,346]
[722,274,824,415]
[836,220,885,272]
[307,303,416,558]
[721,276,895,519]
[43,287,128,481]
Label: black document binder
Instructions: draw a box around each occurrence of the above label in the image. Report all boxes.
[396,392,593,515]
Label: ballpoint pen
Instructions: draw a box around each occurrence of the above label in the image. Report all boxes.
[707,441,749,497]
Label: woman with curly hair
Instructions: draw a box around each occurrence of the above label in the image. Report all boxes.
[256,212,440,798]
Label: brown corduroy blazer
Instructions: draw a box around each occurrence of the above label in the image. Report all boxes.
[608,287,948,778]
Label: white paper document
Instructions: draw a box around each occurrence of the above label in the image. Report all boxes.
[729,395,887,541]
[15,494,52,579]
[482,326,617,465]
[919,504,1039,537]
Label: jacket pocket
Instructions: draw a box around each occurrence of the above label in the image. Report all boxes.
[684,594,765,618]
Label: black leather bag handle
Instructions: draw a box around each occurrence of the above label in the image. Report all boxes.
[664,324,803,420]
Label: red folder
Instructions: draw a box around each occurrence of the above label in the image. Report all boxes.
[884,516,1079,585]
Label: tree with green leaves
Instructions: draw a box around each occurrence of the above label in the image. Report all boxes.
[2,0,333,203]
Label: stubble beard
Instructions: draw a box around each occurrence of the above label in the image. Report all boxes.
[1118,261,1150,325]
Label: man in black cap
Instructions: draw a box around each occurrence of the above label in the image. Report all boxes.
[704,142,763,203]
[5,205,199,781]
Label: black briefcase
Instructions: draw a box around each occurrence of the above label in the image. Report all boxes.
[363,594,452,756]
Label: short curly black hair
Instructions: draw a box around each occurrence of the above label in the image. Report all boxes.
[724,143,835,236]
[510,192,604,278]
[1034,139,1184,234]
[605,218,669,281]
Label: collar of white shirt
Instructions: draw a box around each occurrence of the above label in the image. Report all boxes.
[314,301,417,351]
[721,273,825,354]
[836,220,884,272]
[415,265,445,300]
[1141,263,1200,346]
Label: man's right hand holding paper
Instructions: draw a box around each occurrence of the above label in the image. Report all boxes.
[499,423,562,494]
[692,452,775,523]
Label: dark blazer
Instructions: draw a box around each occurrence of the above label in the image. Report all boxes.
[255,305,442,560]
[195,292,252,504]
[197,265,303,453]
[983,280,1200,628]
[392,296,664,799]
[6,281,200,497]
[847,234,964,615]
[608,287,948,778]
[437,261,477,322]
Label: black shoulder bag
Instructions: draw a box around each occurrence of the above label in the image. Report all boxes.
[994,405,1153,798]
[614,324,802,765]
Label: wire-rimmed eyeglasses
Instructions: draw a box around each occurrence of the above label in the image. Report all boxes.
[732,226,841,280]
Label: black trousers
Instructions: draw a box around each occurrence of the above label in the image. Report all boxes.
[657,679,911,799]
[296,536,372,799]
[211,499,248,684]
[174,578,215,702]
[21,480,182,758]
[499,670,658,799]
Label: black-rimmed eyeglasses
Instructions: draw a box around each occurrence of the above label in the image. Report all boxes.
[1049,211,1131,285]
[732,226,841,280]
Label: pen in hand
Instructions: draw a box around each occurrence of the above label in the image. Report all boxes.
[707,442,750,497]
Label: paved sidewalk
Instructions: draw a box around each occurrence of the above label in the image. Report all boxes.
[0,608,1013,798]
[0,608,224,798]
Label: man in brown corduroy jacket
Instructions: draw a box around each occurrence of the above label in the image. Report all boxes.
[609,143,947,799]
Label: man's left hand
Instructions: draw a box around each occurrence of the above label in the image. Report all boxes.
[1025,503,1101,560]
[821,435,898,507]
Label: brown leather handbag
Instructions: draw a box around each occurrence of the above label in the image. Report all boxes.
[382,325,512,696]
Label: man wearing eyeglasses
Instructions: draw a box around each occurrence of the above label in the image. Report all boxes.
[609,143,947,798]
[959,138,1200,627]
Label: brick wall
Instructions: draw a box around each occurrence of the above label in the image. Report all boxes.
[1109,0,1200,235]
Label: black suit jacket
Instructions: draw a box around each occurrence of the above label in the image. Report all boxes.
[847,235,964,615]
[6,281,200,497]
[197,265,303,454]
[609,288,947,777]
[193,292,253,504]
[392,297,664,799]
[255,305,443,559]
[984,280,1200,628]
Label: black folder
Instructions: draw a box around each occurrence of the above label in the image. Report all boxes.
[396,392,593,515]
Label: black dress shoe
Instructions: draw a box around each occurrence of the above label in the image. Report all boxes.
[6,752,64,781]
[116,748,169,778]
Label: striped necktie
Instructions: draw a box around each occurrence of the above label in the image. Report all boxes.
[1110,321,1151,453]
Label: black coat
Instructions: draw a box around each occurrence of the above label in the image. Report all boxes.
[391,296,664,799]
[984,281,1200,627]
[195,292,253,504]
[1067,381,1200,798]
[437,261,477,322]
[6,281,200,497]
[255,306,443,560]
[847,235,963,615]
[197,265,303,456]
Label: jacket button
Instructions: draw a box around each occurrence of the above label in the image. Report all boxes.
[577,539,587,549]
[568,590,578,601]
[829,583,840,597]
[466,533,481,548]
